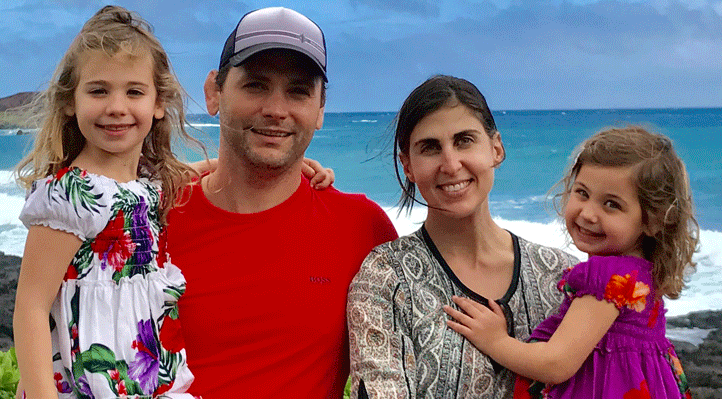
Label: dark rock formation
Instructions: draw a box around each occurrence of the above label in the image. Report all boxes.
[669,311,722,398]
[0,252,20,351]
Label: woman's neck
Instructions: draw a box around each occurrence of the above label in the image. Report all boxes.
[424,208,512,267]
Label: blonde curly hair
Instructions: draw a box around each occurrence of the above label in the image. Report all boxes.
[555,126,699,299]
[15,5,204,223]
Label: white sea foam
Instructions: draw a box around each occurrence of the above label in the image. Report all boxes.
[666,327,713,346]
[187,123,220,128]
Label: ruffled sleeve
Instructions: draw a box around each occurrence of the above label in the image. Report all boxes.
[564,256,654,313]
[19,167,115,241]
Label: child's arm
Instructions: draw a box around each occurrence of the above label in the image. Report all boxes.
[302,158,335,189]
[443,295,618,384]
[14,226,82,399]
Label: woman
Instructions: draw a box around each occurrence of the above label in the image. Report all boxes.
[347,75,578,399]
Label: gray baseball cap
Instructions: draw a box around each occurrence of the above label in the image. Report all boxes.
[219,7,327,82]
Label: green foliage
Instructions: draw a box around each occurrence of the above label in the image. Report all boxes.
[0,348,19,399]
[344,376,351,399]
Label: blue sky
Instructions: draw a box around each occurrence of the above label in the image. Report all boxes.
[1,0,721,112]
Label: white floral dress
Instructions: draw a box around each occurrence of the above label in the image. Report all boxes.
[19,167,196,399]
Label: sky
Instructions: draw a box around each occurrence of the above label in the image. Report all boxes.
[1,0,721,113]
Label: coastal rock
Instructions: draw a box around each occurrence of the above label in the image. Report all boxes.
[0,251,20,351]
[669,311,722,397]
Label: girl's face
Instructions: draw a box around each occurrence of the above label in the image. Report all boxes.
[67,50,164,163]
[565,164,653,258]
[399,104,504,220]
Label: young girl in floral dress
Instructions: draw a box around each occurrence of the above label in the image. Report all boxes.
[11,6,204,398]
[444,126,698,398]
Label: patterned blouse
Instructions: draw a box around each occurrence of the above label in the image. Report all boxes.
[348,226,578,399]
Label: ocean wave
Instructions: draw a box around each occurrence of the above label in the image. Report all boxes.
[0,128,36,136]
[188,123,220,128]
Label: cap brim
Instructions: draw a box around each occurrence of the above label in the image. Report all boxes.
[226,43,328,82]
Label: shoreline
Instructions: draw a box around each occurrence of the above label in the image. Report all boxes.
[1,251,720,396]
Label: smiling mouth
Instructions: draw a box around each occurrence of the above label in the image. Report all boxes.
[251,128,292,138]
[439,179,472,192]
[97,123,134,132]
[576,225,604,238]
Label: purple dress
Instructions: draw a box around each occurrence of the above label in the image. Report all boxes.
[518,256,691,399]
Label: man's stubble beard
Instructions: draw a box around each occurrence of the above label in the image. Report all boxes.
[220,123,311,176]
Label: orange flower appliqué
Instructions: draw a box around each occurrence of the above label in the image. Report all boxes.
[623,380,651,399]
[603,270,650,312]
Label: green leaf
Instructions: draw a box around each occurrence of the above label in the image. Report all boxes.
[80,343,117,372]
[0,348,19,398]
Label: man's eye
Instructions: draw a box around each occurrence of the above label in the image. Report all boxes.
[290,87,311,96]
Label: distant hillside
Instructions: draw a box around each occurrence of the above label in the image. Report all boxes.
[0,92,36,112]
[0,92,37,129]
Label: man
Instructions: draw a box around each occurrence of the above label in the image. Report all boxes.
[166,7,398,398]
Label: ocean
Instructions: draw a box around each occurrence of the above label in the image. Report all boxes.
[1,108,720,318]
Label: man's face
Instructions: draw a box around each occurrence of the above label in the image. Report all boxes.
[215,49,325,172]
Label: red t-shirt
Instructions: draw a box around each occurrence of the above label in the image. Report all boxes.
[166,177,397,398]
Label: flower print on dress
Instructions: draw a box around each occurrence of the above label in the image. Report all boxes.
[46,167,105,217]
[158,284,186,353]
[128,319,161,394]
[90,209,137,273]
[603,269,650,312]
[129,196,153,266]
[623,380,651,399]
[54,372,72,394]
[666,348,692,398]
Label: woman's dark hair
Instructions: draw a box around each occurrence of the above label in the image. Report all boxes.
[394,75,503,213]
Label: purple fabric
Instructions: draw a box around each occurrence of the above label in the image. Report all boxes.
[525,256,689,399]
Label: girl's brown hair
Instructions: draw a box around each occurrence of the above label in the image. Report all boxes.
[557,126,699,298]
[15,5,204,222]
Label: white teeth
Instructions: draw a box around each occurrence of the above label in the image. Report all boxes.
[101,125,131,131]
[253,129,290,137]
[441,180,470,192]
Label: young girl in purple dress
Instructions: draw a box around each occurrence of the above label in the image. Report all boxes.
[444,126,698,398]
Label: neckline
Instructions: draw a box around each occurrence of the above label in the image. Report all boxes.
[194,174,311,218]
[64,166,146,185]
[420,224,521,307]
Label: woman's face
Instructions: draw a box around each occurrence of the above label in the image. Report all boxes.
[399,104,504,220]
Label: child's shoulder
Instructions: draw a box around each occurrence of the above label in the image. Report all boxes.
[565,256,655,308]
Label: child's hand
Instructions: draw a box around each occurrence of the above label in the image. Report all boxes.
[443,295,509,353]
[302,158,335,190]
[188,158,218,174]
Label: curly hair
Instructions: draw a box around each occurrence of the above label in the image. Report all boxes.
[555,126,699,299]
[15,5,204,223]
